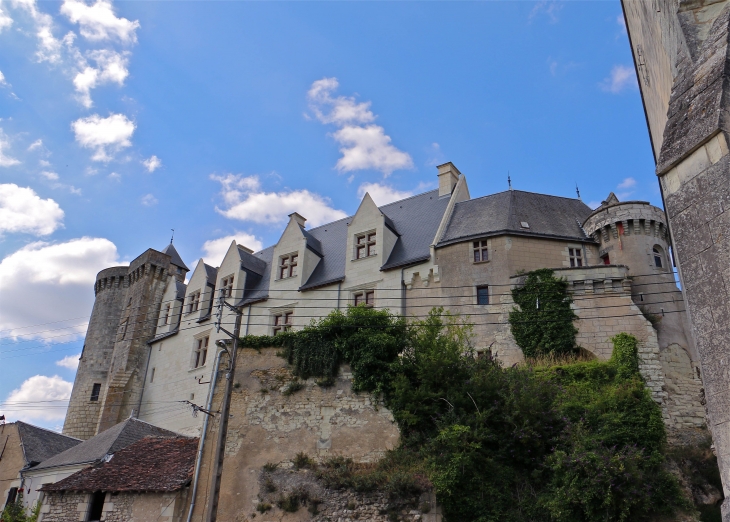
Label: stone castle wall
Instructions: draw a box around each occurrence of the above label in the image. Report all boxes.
[187,348,402,522]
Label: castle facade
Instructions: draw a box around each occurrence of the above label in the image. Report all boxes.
[63,163,705,439]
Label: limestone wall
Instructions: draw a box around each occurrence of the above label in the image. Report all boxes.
[187,348,401,522]
[0,424,24,510]
[38,491,187,522]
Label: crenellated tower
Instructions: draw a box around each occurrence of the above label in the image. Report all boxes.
[63,243,189,439]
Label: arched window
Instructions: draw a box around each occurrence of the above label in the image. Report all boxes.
[653,246,663,268]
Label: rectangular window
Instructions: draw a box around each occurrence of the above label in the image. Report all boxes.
[221,276,234,298]
[472,240,488,262]
[88,491,105,522]
[5,487,18,508]
[188,291,201,313]
[568,248,583,267]
[193,337,209,368]
[354,290,375,307]
[162,304,170,325]
[476,286,489,305]
[355,233,377,259]
[150,368,155,383]
[279,255,298,279]
[90,383,101,402]
[273,312,293,335]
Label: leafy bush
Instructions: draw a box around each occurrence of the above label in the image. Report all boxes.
[244,306,689,521]
[509,269,579,357]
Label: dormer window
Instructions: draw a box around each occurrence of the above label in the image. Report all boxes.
[568,248,583,267]
[221,276,234,298]
[187,291,201,313]
[279,254,298,279]
[356,232,376,259]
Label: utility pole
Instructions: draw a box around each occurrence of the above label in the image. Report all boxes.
[204,297,243,522]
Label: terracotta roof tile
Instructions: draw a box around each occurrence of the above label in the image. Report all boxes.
[41,436,198,493]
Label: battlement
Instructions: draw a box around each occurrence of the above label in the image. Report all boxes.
[583,201,669,244]
[95,266,129,295]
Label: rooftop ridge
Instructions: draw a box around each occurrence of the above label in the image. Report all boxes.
[16,421,82,441]
[463,188,584,204]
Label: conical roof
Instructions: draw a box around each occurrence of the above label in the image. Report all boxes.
[162,243,189,271]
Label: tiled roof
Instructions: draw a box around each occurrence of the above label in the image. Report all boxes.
[175,280,187,300]
[41,437,197,493]
[15,422,81,468]
[161,243,189,272]
[203,263,218,282]
[31,418,180,472]
[438,190,594,246]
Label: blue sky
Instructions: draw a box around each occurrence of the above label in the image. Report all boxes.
[0,0,654,429]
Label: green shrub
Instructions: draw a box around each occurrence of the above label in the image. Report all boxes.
[282,381,304,396]
[509,269,579,357]
[293,452,314,470]
[610,332,640,379]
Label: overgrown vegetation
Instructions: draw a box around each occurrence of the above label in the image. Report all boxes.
[0,494,40,522]
[242,306,697,521]
[509,268,579,357]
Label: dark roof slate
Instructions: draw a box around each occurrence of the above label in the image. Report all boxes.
[238,246,267,276]
[236,246,275,306]
[15,422,81,468]
[31,418,180,472]
[438,190,594,246]
[161,243,189,272]
[380,190,448,270]
[41,437,197,493]
[175,280,187,300]
[203,263,218,282]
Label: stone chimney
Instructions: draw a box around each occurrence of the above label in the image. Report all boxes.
[288,212,307,228]
[437,162,461,197]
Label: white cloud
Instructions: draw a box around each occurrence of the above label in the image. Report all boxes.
[0,70,6,85]
[0,183,64,235]
[12,0,63,63]
[617,177,636,190]
[2,375,73,422]
[40,170,59,180]
[357,182,415,206]
[0,2,12,32]
[587,200,602,210]
[140,193,157,206]
[426,142,445,167]
[201,233,264,265]
[73,49,129,107]
[40,159,51,166]
[601,65,637,93]
[71,113,135,161]
[617,14,626,31]
[529,1,563,23]
[307,77,375,126]
[142,155,161,172]
[0,129,19,166]
[108,171,120,181]
[0,237,121,341]
[332,125,414,175]
[212,173,347,227]
[60,0,139,44]
[56,354,80,370]
[307,77,413,176]
[27,138,42,151]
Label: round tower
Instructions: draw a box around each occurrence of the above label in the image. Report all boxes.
[583,194,705,430]
[63,266,128,440]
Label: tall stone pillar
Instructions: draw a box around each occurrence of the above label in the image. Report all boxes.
[654,6,730,517]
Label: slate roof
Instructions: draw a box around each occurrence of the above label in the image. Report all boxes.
[41,437,197,493]
[174,280,187,300]
[203,263,218,282]
[30,418,180,472]
[233,187,590,299]
[161,243,189,272]
[437,190,594,246]
[14,422,81,468]
[238,246,267,276]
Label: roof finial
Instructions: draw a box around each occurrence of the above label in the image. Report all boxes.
[170,229,175,244]
[508,172,512,191]
[575,183,581,199]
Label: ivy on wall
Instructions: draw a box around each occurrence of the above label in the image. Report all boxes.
[508,268,579,357]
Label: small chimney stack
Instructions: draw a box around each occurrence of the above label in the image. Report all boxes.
[288,212,307,228]
[437,162,461,197]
